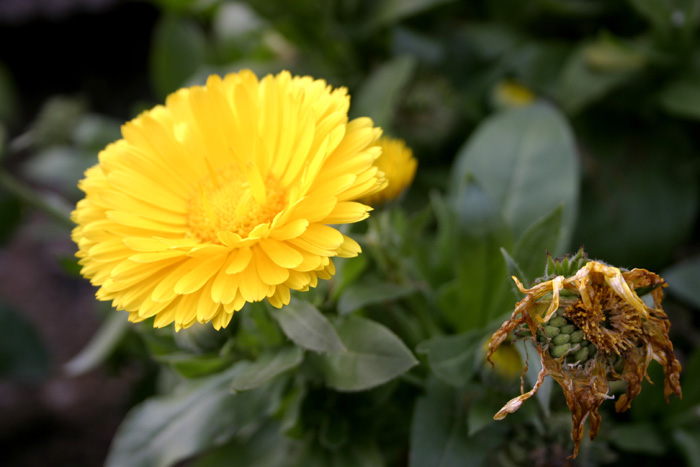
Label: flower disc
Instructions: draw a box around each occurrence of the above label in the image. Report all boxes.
[72,70,387,330]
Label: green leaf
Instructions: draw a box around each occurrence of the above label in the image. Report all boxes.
[0,301,49,382]
[659,78,700,121]
[609,422,666,455]
[555,43,637,115]
[409,378,490,467]
[231,346,303,392]
[370,0,454,29]
[150,15,206,99]
[416,331,481,386]
[500,248,526,291]
[511,204,564,284]
[351,56,416,129]
[64,311,129,377]
[451,103,579,247]
[159,353,235,379]
[193,421,293,467]
[106,364,283,467]
[272,299,345,353]
[663,256,700,308]
[331,254,368,300]
[573,142,698,269]
[674,429,700,467]
[628,0,696,38]
[337,282,416,316]
[441,178,513,331]
[318,315,418,391]
[466,390,506,436]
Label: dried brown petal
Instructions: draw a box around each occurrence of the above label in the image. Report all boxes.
[487,259,682,459]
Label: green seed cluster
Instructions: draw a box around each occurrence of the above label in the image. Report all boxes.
[536,309,597,364]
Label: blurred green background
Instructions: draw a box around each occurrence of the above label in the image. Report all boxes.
[1,0,699,465]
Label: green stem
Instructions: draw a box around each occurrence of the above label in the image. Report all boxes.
[0,170,74,229]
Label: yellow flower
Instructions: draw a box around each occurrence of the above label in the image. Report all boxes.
[492,79,535,108]
[360,137,416,206]
[72,70,387,330]
[487,254,682,458]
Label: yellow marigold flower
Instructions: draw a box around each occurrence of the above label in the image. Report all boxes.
[487,252,682,458]
[360,137,416,206]
[72,70,387,330]
[482,340,522,380]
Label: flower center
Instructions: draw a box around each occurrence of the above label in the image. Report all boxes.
[187,164,287,243]
[565,283,642,356]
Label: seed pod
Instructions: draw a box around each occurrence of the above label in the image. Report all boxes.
[560,324,576,335]
[552,334,571,345]
[570,330,584,344]
[588,345,597,358]
[551,343,571,358]
[572,346,589,363]
[544,325,561,338]
[549,316,567,327]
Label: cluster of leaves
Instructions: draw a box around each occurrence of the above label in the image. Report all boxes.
[2,0,700,465]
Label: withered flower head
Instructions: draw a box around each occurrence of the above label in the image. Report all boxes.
[487,250,682,458]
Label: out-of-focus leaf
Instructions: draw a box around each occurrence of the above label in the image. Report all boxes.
[556,44,637,115]
[370,0,454,29]
[64,311,129,376]
[658,78,700,121]
[662,256,700,308]
[460,23,523,61]
[416,331,481,386]
[409,377,490,467]
[150,15,206,99]
[272,300,345,353]
[609,422,666,455]
[393,27,444,65]
[173,322,228,354]
[582,37,647,73]
[318,315,417,391]
[574,153,697,269]
[440,177,513,331]
[0,302,49,382]
[628,0,696,38]
[512,204,564,284]
[673,429,700,467]
[337,282,416,316]
[106,364,283,467]
[451,103,579,247]
[73,114,122,152]
[351,56,416,129]
[21,146,95,196]
[320,413,349,449]
[230,346,303,392]
[500,248,527,295]
[331,254,367,300]
[236,302,286,352]
[278,378,306,436]
[466,389,510,436]
[157,353,235,379]
[193,421,293,467]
